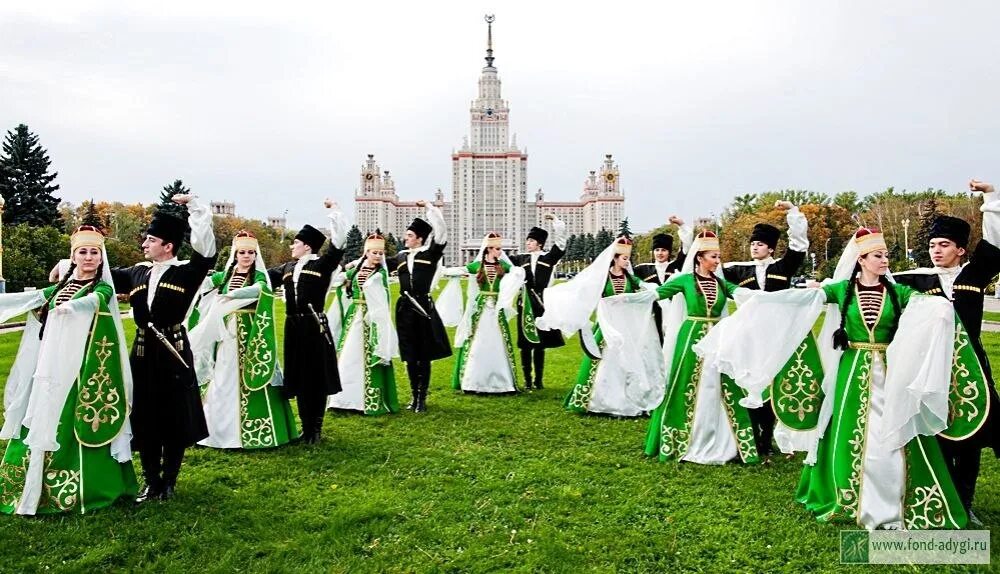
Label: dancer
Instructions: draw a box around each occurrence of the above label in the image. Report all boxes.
[632,217,692,342]
[395,200,452,413]
[698,228,969,529]
[643,230,760,465]
[446,233,525,394]
[508,215,567,390]
[111,194,215,502]
[327,232,399,415]
[721,201,814,458]
[537,236,665,417]
[190,231,299,449]
[893,179,1000,524]
[0,226,137,514]
[266,200,348,443]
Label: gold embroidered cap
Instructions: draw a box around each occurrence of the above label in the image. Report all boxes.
[232,230,259,253]
[70,225,105,252]
[853,228,887,256]
[693,229,719,253]
[365,231,386,252]
[613,236,633,256]
[484,232,503,249]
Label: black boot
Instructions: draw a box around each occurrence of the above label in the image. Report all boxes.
[312,415,325,444]
[520,348,533,390]
[135,481,163,504]
[136,446,163,504]
[407,379,417,410]
[414,377,428,413]
[161,445,185,500]
[533,349,545,389]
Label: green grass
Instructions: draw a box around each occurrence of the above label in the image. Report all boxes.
[0,290,997,572]
[984,311,1000,323]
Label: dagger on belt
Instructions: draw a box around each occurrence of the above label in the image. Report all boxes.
[147,322,190,369]
[402,291,432,319]
[307,303,335,346]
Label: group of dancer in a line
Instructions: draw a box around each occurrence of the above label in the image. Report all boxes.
[0,182,997,534]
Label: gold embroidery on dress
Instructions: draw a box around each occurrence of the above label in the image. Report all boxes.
[776,340,821,422]
[76,337,123,443]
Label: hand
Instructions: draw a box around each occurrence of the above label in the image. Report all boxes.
[415,200,427,207]
[774,200,794,211]
[543,214,555,221]
[970,179,995,194]
[324,198,337,210]
[171,194,194,205]
[668,215,684,226]
[806,280,822,289]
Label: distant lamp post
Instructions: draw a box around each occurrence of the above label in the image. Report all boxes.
[0,194,5,293]
[810,252,817,277]
[824,237,832,262]
[901,218,911,260]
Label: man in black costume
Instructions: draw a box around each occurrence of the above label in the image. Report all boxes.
[267,200,347,444]
[508,215,567,390]
[632,215,690,342]
[111,194,216,502]
[395,200,452,413]
[894,180,1000,524]
[722,200,809,458]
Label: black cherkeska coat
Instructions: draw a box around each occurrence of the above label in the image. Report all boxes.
[895,239,1000,455]
[632,249,687,340]
[394,239,452,363]
[509,245,566,349]
[267,244,345,399]
[112,251,216,449]
[721,249,806,292]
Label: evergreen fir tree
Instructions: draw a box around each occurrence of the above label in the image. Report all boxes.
[0,124,62,227]
[912,198,937,268]
[595,229,614,252]
[564,234,578,261]
[81,199,104,230]
[157,180,191,220]
[583,233,596,261]
[343,225,364,261]
[384,232,400,258]
[618,217,632,238]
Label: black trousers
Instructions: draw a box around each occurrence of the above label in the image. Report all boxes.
[138,441,187,488]
[748,405,775,457]
[406,360,431,393]
[519,348,546,385]
[938,438,982,511]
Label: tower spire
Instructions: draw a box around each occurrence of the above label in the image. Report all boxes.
[484,14,495,68]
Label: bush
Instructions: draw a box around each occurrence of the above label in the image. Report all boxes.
[2,224,69,292]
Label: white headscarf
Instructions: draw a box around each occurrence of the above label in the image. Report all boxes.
[453,235,524,347]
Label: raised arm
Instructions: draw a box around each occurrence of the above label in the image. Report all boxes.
[318,200,348,272]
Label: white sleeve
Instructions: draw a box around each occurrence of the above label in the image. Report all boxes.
[551,217,568,250]
[186,197,217,258]
[426,205,447,244]
[981,192,1000,246]
[0,290,46,323]
[327,210,349,249]
[678,223,694,253]
[226,284,262,299]
[55,293,99,315]
[786,205,809,252]
[442,266,468,277]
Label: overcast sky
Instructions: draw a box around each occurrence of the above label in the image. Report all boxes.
[2,1,998,231]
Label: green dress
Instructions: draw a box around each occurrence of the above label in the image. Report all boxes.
[0,281,138,514]
[644,272,760,464]
[565,271,644,415]
[327,265,399,415]
[199,270,300,449]
[793,280,967,529]
[450,260,519,393]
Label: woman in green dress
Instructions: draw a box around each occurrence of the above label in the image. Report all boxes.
[643,230,759,465]
[191,230,299,449]
[0,226,138,514]
[327,232,399,415]
[536,236,667,417]
[445,232,525,394]
[697,228,968,529]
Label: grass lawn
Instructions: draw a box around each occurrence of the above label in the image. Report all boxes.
[0,288,997,572]
[984,311,1000,323]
